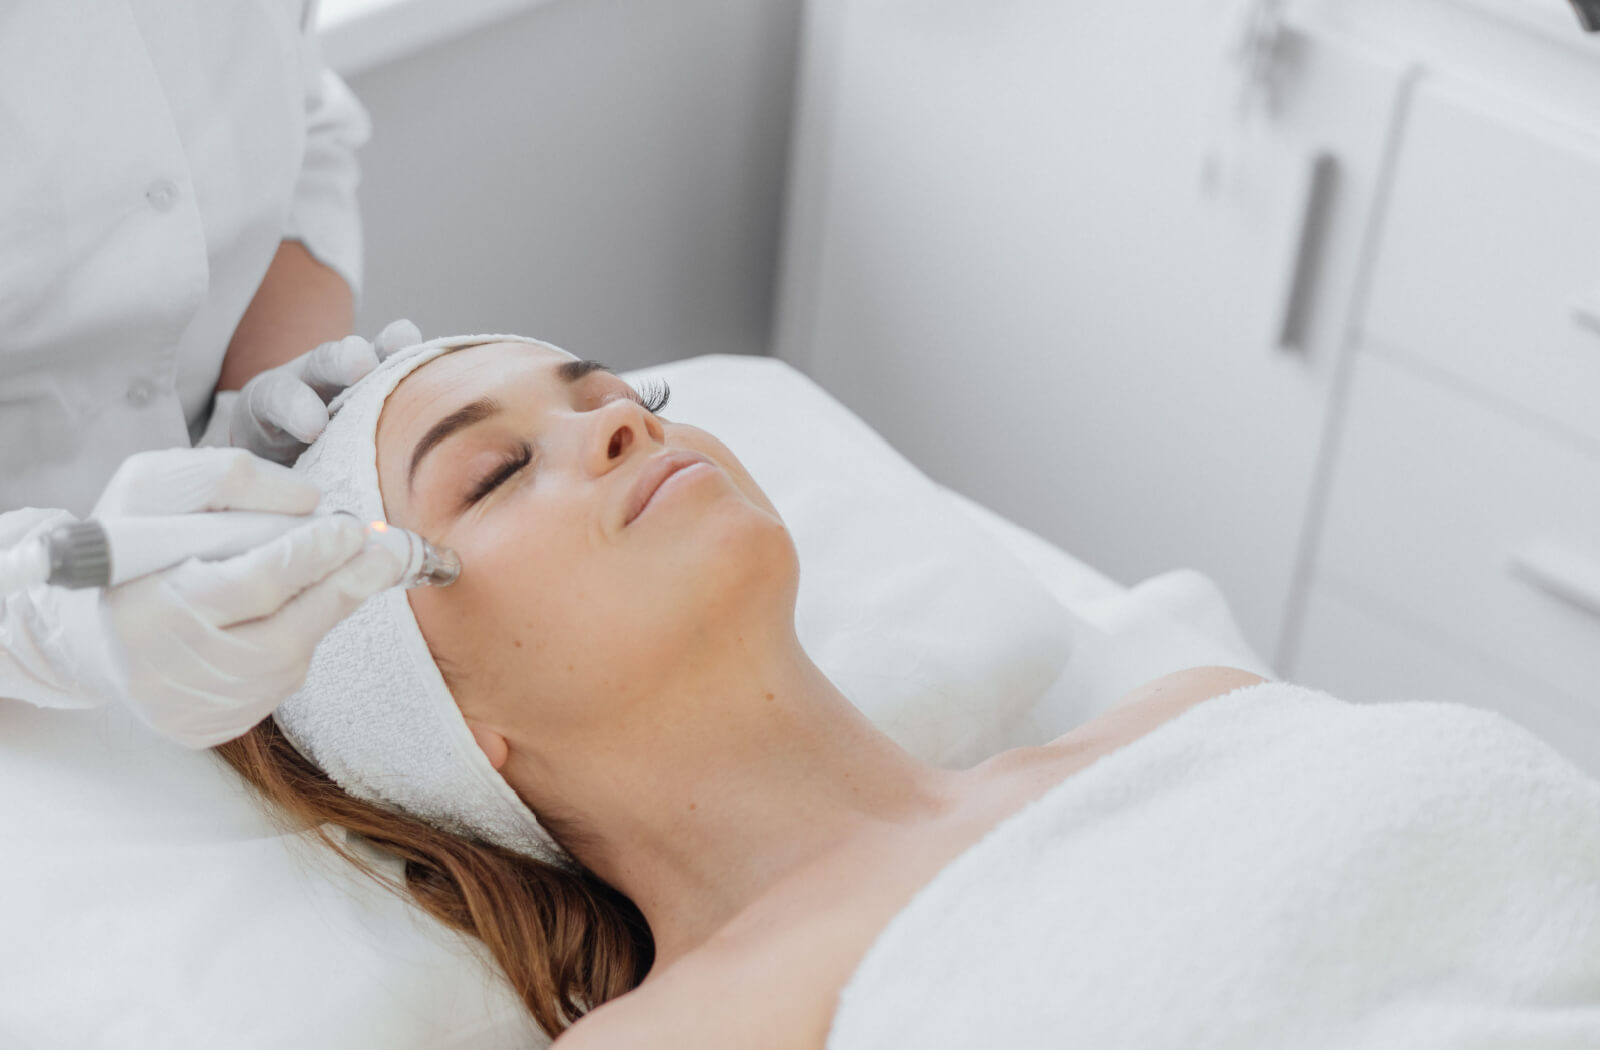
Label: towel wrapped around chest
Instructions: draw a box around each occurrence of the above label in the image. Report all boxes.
[827,682,1600,1049]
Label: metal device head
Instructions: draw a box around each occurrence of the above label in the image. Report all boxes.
[363,521,461,588]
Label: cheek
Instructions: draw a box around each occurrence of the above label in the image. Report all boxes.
[430,524,560,643]
[409,570,557,713]
[411,509,607,694]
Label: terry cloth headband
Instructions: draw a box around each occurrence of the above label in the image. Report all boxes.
[274,334,572,865]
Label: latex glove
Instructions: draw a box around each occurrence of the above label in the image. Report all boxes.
[44,448,402,748]
[228,318,422,464]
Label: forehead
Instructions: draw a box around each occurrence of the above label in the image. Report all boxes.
[382,341,572,433]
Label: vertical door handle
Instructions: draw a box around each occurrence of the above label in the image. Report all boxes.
[1276,151,1340,354]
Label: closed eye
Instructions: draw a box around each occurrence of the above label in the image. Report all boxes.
[462,379,670,506]
[465,441,533,505]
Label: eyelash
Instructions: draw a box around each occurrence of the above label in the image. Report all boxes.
[632,377,672,414]
[464,380,673,505]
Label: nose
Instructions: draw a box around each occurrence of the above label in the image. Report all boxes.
[587,397,666,475]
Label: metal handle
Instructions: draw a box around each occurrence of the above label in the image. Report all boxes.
[1276,151,1340,353]
[1508,538,1600,621]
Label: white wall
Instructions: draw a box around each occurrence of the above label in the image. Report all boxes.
[344,0,802,372]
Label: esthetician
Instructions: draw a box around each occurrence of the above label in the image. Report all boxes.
[0,1,411,746]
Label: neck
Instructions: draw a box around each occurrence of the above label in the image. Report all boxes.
[519,632,956,974]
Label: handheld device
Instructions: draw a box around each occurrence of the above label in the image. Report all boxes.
[0,512,460,596]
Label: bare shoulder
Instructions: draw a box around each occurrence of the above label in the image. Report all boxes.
[551,983,671,1050]
[553,941,825,1050]
[1107,665,1271,715]
[554,667,1274,1050]
[1052,666,1271,749]
[969,667,1267,794]
[553,970,718,1050]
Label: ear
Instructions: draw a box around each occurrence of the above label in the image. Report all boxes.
[464,718,510,771]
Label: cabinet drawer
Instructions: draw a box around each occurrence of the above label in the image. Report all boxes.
[1313,352,1600,704]
[1294,581,1600,778]
[1359,79,1600,447]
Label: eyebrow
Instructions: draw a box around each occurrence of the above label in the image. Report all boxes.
[406,358,616,489]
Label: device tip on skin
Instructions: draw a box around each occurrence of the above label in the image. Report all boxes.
[364,520,461,588]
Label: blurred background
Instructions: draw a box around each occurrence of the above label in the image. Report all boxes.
[323,0,1600,769]
[328,0,803,367]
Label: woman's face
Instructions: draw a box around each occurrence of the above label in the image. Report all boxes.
[375,341,796,745]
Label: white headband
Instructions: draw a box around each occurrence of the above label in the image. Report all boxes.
[274,334,575,865]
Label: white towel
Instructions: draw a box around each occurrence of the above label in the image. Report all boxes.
[275,334,573,865]
[828,682,1600,1049]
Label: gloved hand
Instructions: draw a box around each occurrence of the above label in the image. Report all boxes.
[40,448,403,748]
[228,318,422,464]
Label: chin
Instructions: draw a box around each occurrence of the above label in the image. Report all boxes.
[674,498,797,616]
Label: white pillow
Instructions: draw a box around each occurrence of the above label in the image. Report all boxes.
[0,352,1079,1049]
[942,484,1276,748]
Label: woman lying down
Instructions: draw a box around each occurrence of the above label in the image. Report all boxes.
[216,335,1600,1048]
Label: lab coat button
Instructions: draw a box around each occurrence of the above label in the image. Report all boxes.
[145,180,180,213]
[125,379,157,406]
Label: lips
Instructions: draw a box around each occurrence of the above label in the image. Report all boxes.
[623,449,714,527]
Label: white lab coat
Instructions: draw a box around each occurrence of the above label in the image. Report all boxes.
[0,0,368,710]
[0,0,369,517]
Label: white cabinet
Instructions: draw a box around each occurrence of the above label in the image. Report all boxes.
[1283,73,1600,772]
[1356,81,1600,448]
[1307,353,1600,704]
[1290,350,1600,773]
[774,0,1600,766]
[1293,581,1600,777]
[775,0,1411,660]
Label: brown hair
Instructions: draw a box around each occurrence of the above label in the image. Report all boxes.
[214,717,654,1039]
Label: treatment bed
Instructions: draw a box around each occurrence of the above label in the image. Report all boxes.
[0,352,1268,1049]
